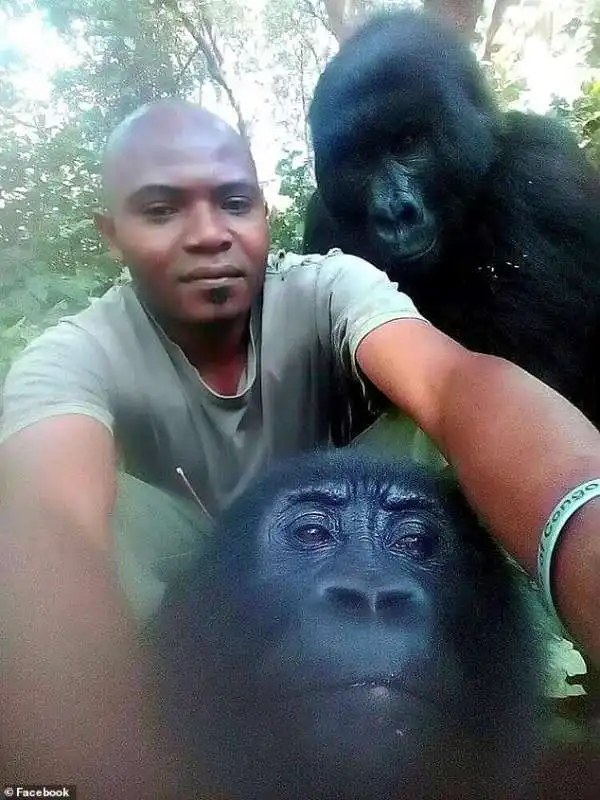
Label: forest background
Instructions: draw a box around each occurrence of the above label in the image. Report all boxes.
[1,0,600,380]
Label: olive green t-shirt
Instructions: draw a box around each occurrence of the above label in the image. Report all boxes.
[0,249,427,516]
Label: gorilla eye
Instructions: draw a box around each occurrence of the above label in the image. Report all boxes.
[293,524,335,548]
[388,521,440,560]
[287,511,337,550]
[394,129,423,154]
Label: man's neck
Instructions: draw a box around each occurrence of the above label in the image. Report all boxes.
[165,315,250,396]
[136,285,252,395]
[167,316,248,363]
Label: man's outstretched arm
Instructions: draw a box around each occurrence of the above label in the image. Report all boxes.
[357,319,600,666]
[0,416,177,798]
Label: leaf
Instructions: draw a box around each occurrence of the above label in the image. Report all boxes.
[24,274,50,303]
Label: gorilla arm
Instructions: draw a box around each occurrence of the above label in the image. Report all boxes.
[356,319,600,666]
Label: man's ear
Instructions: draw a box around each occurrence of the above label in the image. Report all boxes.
[94,212,123,261]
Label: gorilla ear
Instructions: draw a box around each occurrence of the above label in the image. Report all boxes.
[94,211,123,261]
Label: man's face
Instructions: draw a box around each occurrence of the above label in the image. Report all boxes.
[97,127,270,324]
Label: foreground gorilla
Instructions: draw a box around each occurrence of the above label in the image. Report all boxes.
[152,450,547,800]
[304,9,600,431]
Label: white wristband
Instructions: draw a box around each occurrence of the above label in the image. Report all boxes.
[537,479,600,622]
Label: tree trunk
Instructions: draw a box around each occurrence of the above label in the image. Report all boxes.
[483,0,519,60]
[423,0,485,37]
[322,0,347,42]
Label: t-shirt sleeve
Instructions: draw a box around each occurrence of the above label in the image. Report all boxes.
[0,321,114,445]
[316,250,429,383]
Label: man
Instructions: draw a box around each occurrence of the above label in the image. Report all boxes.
[1,100,599,797]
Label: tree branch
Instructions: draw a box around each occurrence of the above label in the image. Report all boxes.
[303,0,339,41]
[175,42,202,84]
[483,0,518,61]
[0,108,48,134]
[297,44,311,155]
[159,0,249,141]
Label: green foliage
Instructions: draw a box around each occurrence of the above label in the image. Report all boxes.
[586,0,600,69]
[481,59,528,110]
[268,150,315,253]
[551,79,600,166]
[0,0,198,379]
[41,0,198,137]
[0,270,112,379]
[548,1,600,167]
[0,102,117,379]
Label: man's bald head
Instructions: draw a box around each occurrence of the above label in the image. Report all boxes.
[95,99,270,328]
[102,100,258,211]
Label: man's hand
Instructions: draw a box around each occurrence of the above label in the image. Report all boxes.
[357,319,600,666]
[0,417,176,798]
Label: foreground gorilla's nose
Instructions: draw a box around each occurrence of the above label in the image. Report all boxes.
[320,581,418,621]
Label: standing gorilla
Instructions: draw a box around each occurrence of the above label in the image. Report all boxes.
[303,9,600,430]
[152,450,547,800]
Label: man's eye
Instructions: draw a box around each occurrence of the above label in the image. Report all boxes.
[143,204,178,221]
[223,196,253,214]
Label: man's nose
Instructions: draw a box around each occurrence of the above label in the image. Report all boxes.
[183,202,233,251]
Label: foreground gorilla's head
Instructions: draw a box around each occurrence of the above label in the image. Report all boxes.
[153,451,545,799]
[308,9,499,277]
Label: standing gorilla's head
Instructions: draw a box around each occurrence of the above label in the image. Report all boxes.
[154,450,546,800]
[308,10,500,278]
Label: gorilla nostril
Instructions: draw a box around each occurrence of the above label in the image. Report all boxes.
[324,586,370,613]
[372,199,423,235]
[398,201,421,225]
[375,590,414,619]
[323,586,414,618]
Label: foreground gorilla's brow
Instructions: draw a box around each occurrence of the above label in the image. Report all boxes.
[282,482,352,506]
[380,484,443,511]
[278,477,442,511]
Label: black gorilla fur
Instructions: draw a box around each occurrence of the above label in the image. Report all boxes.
[303,9,600,431]
[153,450,546,800]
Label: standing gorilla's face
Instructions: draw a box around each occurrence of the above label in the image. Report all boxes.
[365,143,439,264]
[154,451,545,800]
[308,10,499,279]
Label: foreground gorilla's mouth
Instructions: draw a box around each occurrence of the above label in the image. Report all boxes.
[288,673,423,699]
[347,676,405,689]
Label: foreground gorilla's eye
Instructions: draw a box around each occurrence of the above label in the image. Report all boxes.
[292,523,335,548]
[388,523,439,560]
